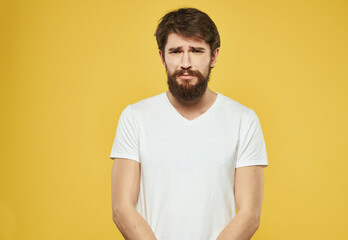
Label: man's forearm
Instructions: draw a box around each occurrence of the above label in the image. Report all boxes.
[113,205,157,240]
[216,211,260,240]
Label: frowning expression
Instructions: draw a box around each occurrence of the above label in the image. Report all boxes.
[159,32,219,102]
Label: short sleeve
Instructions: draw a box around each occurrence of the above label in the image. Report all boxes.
[109,105,140,163]
[236,109,268,168]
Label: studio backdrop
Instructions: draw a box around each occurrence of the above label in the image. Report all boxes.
[1,0,347,239]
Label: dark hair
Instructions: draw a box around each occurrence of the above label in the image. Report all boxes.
[154,8,220,59]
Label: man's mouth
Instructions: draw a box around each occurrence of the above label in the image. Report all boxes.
[179,74,195,79]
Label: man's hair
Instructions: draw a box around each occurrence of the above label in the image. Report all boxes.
[154,7,220,59]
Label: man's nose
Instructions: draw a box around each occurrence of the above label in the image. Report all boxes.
[180,51,192,69]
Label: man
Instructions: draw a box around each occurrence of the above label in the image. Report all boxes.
[110,7,268,240]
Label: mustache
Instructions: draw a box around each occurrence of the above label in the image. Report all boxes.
[172,69,201,78]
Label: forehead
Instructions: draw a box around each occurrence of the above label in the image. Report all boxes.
[165,32,209,50]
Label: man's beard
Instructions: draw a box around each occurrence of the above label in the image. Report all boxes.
[166,67,212,103]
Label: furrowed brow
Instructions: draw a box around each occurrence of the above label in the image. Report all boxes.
[168,46,206,52]
[168,47,182,51]
[191,47,206,51]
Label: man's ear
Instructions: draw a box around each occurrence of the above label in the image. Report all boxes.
[210,48,220,67]
[159,50,166,67]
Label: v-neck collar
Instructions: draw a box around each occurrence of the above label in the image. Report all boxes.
[163,91,221,125]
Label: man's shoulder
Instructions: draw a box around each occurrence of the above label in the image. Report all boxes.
[218,92,254,117]
[128,92,165,112]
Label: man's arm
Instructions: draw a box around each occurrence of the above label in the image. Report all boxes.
[111,158,157,240]
[216,165,265,240]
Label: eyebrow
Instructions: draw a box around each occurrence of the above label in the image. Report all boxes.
[168,46,206,51]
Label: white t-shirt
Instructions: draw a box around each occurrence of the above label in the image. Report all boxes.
[110,91,268,240]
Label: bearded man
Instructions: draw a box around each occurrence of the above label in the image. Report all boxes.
[110,7,269,240]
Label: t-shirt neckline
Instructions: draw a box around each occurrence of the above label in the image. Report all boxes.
[163,91,221,124]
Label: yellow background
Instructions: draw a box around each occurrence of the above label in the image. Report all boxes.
[1,0,347,239]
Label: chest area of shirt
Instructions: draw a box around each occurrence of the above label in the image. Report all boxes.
[138,122,239,168]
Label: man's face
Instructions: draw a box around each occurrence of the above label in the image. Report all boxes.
[160,32,218,103]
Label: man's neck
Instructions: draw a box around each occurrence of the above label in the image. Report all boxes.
[166,88,218,117]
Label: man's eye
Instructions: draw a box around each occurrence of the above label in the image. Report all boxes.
[193,50,202,53]
[171,51,180,54]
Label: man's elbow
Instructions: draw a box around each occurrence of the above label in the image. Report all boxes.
[112,204,128,224]
[112,207,122,225]
[112,203,134,224]
[242,210,261,231]
[252,213,261,231]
